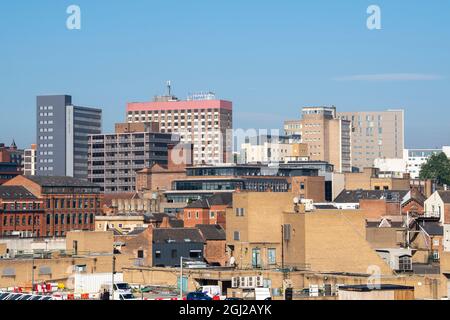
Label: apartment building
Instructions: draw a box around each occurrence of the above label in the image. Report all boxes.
[23,144,37,176]
[338,109,404,171]
[126,90,233,164]
[299,106,351,173]
[36,95,102,178]
[88,122,177,193]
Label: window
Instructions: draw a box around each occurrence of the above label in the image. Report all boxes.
[300,182,305,190]
[137,250,144,259]
[74,265,87,273]
[171,249,177,258]
[234,231,240,241]
[189,250,202,259]
[210,211,215,219]
[268,248,276,265]
[195,211,199,219]
[398,255,412,271]
[235,208,245,217]
[155,251,161,259]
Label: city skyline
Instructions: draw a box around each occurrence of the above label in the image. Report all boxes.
[1,0,449,149]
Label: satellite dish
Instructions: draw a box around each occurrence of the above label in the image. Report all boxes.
[293,197,299,204]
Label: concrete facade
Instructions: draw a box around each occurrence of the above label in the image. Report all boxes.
[36,95,102,179]
[338,109,404,171]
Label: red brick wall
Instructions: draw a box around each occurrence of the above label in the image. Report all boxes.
[402,199,424,216]
[204,240,227,266]
[183,208,210,228]
[445,204,450,224]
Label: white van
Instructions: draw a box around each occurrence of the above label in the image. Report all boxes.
[255,288,271,300]
[198,286,221,298]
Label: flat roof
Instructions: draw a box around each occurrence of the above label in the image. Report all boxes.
[338,284,414,292]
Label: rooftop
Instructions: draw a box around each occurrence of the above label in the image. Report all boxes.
[438,190,450,203]
[153,228,204,244]
[186,193,233,209]
[338,284,414,292]
[24,176,99,188]
[196,224,226,241]
[0,186,37,200]
[334,189,409,203]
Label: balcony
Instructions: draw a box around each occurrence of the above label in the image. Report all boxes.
[424,211,441,219]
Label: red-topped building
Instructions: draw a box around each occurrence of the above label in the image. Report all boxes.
[126,88,233,165]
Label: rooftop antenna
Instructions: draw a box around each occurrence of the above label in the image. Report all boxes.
[166,80,172,96]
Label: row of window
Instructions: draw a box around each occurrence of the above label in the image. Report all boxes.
[46,213,94,225]
[2,215,40,227]
[186,211,217,219]
[47,198,100,209]
[2,202,41,210]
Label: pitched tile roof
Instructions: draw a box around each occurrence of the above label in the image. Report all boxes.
[438,191,450,203]
[24,175,99,188]
[153,228,204,244]
[196,224,226,241]
[334,190,409,203]
[186,193,233,209]
[419,222,443,236]
[0,186,38,200]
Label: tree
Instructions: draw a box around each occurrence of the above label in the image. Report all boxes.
[419,152,450,186]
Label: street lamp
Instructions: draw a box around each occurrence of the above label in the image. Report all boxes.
[179,257,184,300]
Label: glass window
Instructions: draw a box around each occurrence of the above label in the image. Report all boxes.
[267,248,276,265]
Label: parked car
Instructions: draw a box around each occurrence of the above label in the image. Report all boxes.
[186,292,212,301]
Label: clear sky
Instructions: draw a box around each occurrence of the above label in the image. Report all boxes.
[1,0,449,149]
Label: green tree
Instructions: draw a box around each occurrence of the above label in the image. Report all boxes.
[419,152,450,186]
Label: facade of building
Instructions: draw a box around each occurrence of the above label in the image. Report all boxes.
[283,120,302,136]
[403,148,450,179]
[88,122,177,193]
[126,91,233,164]
[152,228,204,267]
[226,191,393,275]
[23,144,37,176]
[36,95,102,178]
[240,135,308,164]
[4,176,103,237]
[299,106,351,173]
[196,224,227,266]
[0,163,21,185]
[337,109,404,171]
[182,193,232,228]
[0,142,24,170]
[344,168,411,191]
[0,186,45,238]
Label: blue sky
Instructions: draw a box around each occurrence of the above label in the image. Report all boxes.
[1,0,449,149]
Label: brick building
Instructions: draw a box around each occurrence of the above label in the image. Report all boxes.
[0,163,21,185]
[182,193,232,228]
[4,176,103,237]
[0,186,45,237]
[196,224,227,266]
